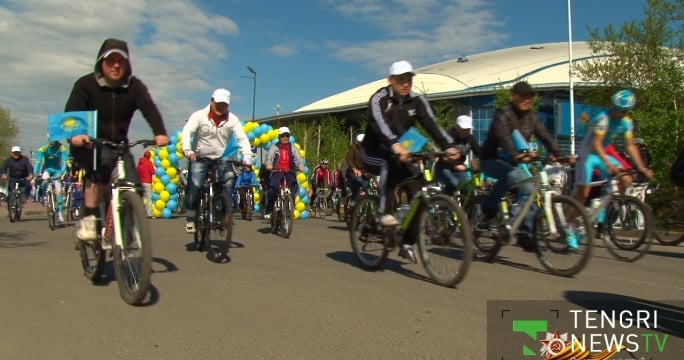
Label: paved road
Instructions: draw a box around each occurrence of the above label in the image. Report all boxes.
[0,205,682,359]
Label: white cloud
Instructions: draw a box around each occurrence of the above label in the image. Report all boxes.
[323,0,508,72]
[268,45,298,57]
[0,0,238,151]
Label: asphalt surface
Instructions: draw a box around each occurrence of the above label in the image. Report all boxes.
[0,202,682,359]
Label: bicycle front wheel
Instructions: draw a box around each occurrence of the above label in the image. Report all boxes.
[417,194,473,287]
[46,193,56,230]
[65,191,73,222]
[206,194,231,263]
[280,195,293,238]
[602,195,651,262]
[349,195,388,269]
[534,194,593,277]
[113,191,152,305]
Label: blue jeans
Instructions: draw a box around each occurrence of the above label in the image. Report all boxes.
[480,159,535,237]
[348,174,369,201]
[435,168,472,195]
[266,171,298,213]
[184,160,236,221]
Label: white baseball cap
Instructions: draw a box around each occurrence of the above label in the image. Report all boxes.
[389,60,415,76]
[278,126,290,135]
[211,88,231,104]
[11,146,20,152]
[456,115,473,129]
[356,133,365,143]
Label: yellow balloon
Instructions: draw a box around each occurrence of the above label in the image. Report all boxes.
[269,129,278,140]
[295,201,305,212]
[176,151,184,159]
[295,195,301,203]
[153,182,165,193]
[171,176,180,184]
[294,143,301,150]
[158,149,169,160]
[152,208,162,218]
[155,200,166,211]
[296,173,306,183]
[152,175,160,183]
[253,138,261,147]
[176,143,182,151]
[160,191,170,202]
[166,167,177,178]
[293,209,300,219]
[259,133,269,144]
[300,149,306,157]
[253,192,260,202]
[161,159,171,169]
[300,181,308,189]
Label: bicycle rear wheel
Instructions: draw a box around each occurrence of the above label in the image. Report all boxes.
[65,190,73,222]
[417,194,473,287]
[349,196,388,269]
[9,194,21,223]
[113,191,152,305]
[325,197,334,216]
[206,194,231,262]
[534,194,593,277]
[280,195,293,238]
[337,195,348,222]
[602,195,651,262]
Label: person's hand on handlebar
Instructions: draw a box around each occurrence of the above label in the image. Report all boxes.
[70,135,91,147]
[391,143,411,163]
[639,168,654,179]
[515,151,537,163]
[184,150,196,162]
[155,135,169,147]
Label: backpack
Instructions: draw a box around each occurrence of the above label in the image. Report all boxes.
[670,148,684,187]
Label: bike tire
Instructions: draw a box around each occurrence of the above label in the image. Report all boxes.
[337,195,348,222]
[65,191,73,222]
[9,193,20,223]
[534,194,593,277]
[195,195,208,251]
[417,194,473,287]
[271,197,280,234]
[112,191,152,306]
[206,194,231,263]
[602,195,651,262]
[653,230,684,246]
[325,197,334,216]
[47,193,56,230]
[176,190,186,214]
[349,195,388,269]
[245,197,253,221]
[280,195,293,238]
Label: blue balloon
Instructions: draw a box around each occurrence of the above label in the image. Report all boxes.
[289,136,296,143]
[166,199,178,210]
[154,158,161,168]
[170,193,179,201]
[247,132,256,141]
[303,166,309,175]
[299,210,309,219]
[161,208,173,219]
[160,174,171,185]
[301,195,309,204]
[298,187,307,198]
[166,183,178,194]
[151,192,160,201]
[254,204,261,212]
[155,167,165,177]
[168,152,179,164]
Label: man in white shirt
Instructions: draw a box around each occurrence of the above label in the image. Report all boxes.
[181,88,252,233]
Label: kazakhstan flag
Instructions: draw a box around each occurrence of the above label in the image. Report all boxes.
[398,127,428,153]
[47,111,97,141]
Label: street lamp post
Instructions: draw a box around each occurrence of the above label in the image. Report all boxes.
[246,66,257,121]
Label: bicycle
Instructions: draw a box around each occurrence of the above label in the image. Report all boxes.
[311,186,330,219]
[236,185,255,221]
[339,175,378,225]
[78,139,154,306]
[7,180,25,223]
[44,177,59,230]
[175,184,185,214]
[470,156,594,277]
[348,152,474,288]
[64,177,83,222]
[585,171,653,262]
[646,185,684,246]
[192,158,238,262]
[270,169,295,238]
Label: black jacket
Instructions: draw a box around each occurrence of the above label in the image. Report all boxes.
[362,86,453,152]
[480,103,561,160]
[1,156,33,179]
[64,38,167,142]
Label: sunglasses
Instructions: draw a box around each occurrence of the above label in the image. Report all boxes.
[279,133,290,138]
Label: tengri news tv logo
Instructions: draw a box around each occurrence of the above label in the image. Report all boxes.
[512,310,667,359]
[487,301,680,360]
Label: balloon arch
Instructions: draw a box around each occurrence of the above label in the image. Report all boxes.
[148,121,312,220]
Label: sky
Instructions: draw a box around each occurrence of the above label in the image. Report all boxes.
[0,0,649,153]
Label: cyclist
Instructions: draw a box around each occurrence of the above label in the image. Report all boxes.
[1,146,33,211]
[66,38,169,243]
[477,81,571,251]
[181,88,252,234]
[342,133,369,202]
[235,164,259,212]
[264,127,305,220]
[310,158,333,209]
[434,114,482,195]
[571,89,653,222]
[34,140,69,223]
[361,60,460,262]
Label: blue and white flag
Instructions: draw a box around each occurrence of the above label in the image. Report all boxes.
[47,111,97,141]
[398,127,428,153]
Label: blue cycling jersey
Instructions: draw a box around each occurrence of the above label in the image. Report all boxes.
[577,110,633,159]
[33,143,68,177]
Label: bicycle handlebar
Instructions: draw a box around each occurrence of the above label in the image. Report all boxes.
[195,157,244,166]
[90,138,156,150]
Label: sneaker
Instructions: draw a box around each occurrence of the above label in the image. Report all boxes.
[379,214,399,227]
[566,230,580,250]
[76,215,97,241]
[399,244,417,263]
[264,213,271,220]
[57,212,64,224]
[185,221,196,234]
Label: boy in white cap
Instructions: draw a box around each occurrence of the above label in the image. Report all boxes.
[434,114,482,195]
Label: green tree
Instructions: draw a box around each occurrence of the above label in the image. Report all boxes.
[573,0,684,210]
[0,105,20,159]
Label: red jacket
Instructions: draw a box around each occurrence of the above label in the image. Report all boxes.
[137,157,155,184]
